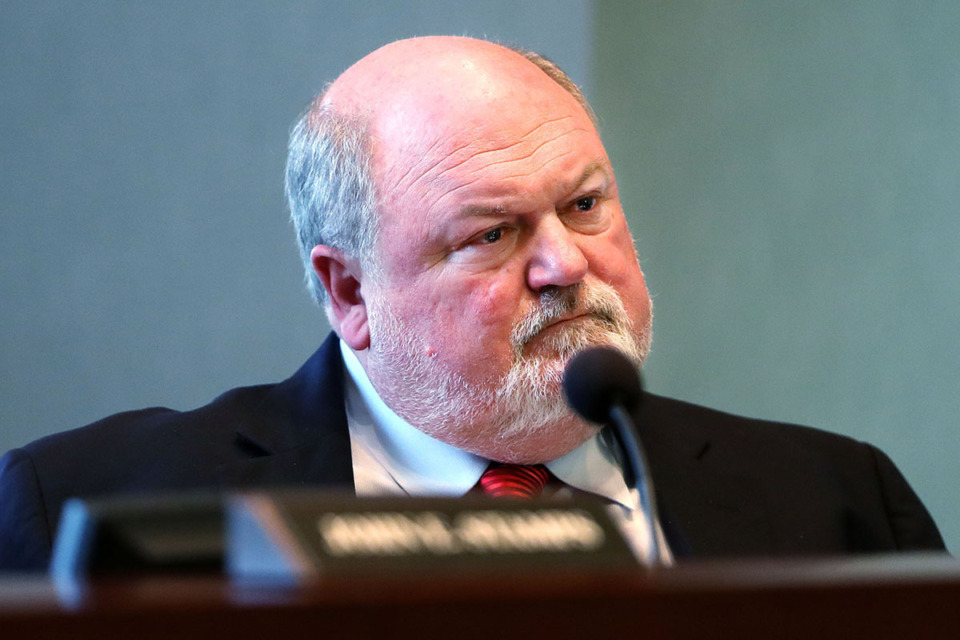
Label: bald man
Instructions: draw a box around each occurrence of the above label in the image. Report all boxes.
[0,37,945,571]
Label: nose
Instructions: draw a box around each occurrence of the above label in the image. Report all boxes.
[525,216,589,292]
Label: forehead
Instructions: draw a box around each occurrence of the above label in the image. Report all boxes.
[371,78,606,219]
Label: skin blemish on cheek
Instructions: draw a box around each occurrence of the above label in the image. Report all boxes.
[471,279,510,318]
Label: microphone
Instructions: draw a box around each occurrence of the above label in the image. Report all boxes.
[563,347,643,423]
[563,347,662,565]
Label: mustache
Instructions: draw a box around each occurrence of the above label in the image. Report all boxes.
[510,283,623,350]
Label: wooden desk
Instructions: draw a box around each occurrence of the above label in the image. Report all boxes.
[2,554,958,639]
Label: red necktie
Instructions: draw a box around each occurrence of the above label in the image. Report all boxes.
[479,463,550,498]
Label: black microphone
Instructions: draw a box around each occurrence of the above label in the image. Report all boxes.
[563,347,662,565]
[563,347,643,423]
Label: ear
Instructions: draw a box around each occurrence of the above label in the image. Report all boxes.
[310,245,370,351]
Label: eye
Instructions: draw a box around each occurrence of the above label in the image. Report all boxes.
[448,224,517,269]
[562,193,610,235]
[480,227,503,243]
[575,196,597,212]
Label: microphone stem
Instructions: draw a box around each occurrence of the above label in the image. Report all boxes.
[609,403,661,566]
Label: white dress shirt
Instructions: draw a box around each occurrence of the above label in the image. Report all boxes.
[339,340,672,565]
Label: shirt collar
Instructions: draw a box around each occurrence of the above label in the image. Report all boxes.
[341,341,487,495]
[340,340,633,507]
[546,429,634,508]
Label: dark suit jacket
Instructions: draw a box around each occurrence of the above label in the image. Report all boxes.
[0,333,945,571]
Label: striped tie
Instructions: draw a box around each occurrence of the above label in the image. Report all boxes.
[478,463,550,498]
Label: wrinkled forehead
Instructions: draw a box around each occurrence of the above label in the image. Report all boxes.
[375,87,592,180]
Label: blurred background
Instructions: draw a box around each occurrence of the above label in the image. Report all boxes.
[2,1,957,551]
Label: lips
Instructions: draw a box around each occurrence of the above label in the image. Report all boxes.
[531,313,605,345]
[542,312,589,332]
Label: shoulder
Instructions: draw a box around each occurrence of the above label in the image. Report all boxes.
[16,333,346,488]
[640,393,945,554]
[0,335,348,570]
[641,391,875,462]
[21,384,278,479]
[0,447,54,570]
[641,392,910,494]
[0,384,278,564]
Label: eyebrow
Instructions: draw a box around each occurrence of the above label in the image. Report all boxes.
[456,161,610,219]
[568,161,609,193]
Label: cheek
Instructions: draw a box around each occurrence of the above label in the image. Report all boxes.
[470,277,517,323]
[586,226,651,313]
[585,223,638,282]
[614,250,652,329]
[428,274,522,372]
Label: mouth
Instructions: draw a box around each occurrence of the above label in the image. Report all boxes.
[522,313,601,354]
[540,312,590,334]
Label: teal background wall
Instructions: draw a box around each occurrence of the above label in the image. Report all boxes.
[2,1,956,551]
[0,1,591,447]
[594,1,959,550]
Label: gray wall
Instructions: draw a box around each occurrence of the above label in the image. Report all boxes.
[595,1,959,550]
[0,1,592,446]
[3,1,957,551]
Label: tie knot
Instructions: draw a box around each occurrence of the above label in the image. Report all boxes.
[479,463,550,499]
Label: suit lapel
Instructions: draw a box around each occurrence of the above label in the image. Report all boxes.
[220,333,355,491]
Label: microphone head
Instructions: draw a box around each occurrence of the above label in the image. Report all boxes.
[563,347,643,424]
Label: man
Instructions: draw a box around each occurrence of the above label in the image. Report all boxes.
[0,37,944,571]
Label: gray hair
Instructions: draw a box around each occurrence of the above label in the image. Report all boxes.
[511,47,598,127]
[285,46,596,307]
[285,98,379,306]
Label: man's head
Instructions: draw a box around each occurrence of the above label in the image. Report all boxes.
[286,36,652,463]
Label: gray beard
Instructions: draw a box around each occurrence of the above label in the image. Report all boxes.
[364,280,652,460]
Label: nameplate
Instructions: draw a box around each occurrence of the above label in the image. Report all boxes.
[227,492,638,583]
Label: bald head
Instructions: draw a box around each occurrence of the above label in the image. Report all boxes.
[323,36,594,130]
[286,37,597,307]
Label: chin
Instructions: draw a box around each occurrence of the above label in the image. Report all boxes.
[466,413,601,465]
